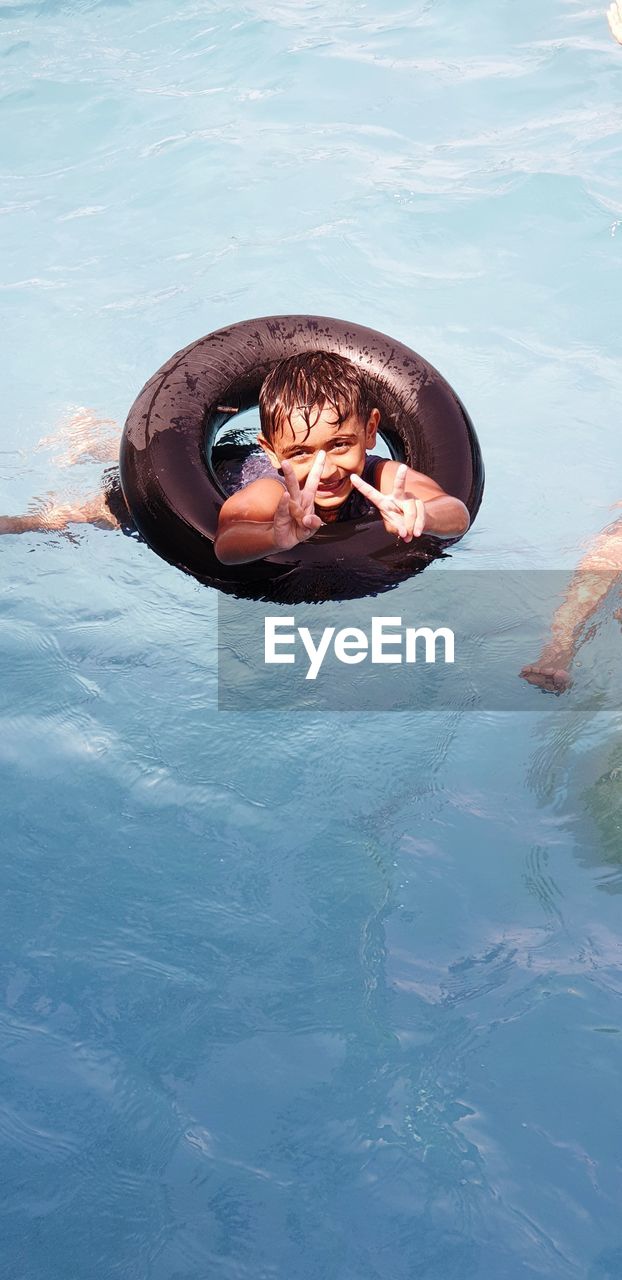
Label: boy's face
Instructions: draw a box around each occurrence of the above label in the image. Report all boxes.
[257,403,380,512]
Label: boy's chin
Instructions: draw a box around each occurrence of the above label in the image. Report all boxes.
[315,496,348,511]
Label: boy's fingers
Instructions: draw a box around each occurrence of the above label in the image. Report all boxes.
[272,493,296,536]
[280,459,302,504]
[383,497,424,542]
[302,450,327,503]
[413,499,426,537]
[275,491,305,522]
[302,512,323,531]
[274,487,293,518]
[350,471,384,509]
[392,464,408,502]
[391,497,425,540]
[383,515,408,539]
[383,495,410,522]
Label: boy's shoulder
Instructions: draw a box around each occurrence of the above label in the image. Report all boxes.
[218,476,284,524]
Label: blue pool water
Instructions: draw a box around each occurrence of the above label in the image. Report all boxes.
[2,2,622,1276]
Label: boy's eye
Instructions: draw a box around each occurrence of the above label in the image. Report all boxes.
[287,439,351,460]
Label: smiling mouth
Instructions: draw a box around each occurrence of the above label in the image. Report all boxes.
[317,476,347,494]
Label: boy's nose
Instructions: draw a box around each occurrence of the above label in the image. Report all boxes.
[315,453,336,480]
[303,455,324,479]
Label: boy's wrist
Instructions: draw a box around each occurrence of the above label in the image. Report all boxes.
[423,496,470,537]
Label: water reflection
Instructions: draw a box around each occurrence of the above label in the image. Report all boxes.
[527,713,622,893]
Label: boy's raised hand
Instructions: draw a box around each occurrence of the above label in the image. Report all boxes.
[350,463,426,541]
[271,450,326,550]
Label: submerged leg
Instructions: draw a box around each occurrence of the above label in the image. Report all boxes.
[34,407,120,467]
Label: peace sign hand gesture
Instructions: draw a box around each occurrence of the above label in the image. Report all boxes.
[271,450,326,551]
[350,463,426,541]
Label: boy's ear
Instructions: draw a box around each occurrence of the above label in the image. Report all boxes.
[365,408,380,447]
[257,433,281,471]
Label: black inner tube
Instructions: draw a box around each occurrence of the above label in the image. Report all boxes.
[119,315,484,603]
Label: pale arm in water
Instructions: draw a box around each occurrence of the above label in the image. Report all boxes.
[0,493,119,535]
[520,519,622,692]
[0,412,121,534]
[607,1,622,42]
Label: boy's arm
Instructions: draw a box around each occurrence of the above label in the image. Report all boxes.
[415,492,470,538]
[214,480,285,565]
[520,519,622,691]
[214,459,326,566]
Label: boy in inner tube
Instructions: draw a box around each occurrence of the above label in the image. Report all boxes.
[0,352,468,551]
[213,351,470,566]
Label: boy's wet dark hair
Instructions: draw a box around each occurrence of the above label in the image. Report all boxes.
[259,351,376,445]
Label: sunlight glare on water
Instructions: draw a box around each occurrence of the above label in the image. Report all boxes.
[1,1,622,1277]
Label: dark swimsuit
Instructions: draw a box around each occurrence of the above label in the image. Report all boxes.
[104,454,385,536]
